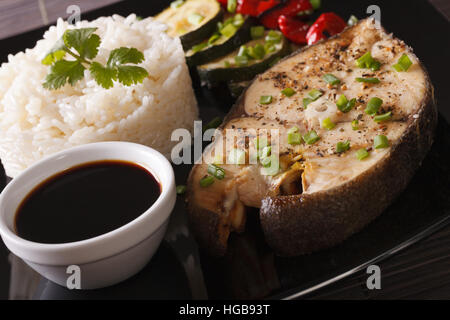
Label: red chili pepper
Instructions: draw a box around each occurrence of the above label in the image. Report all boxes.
[236,0,261,17]
[259,0,313,29]
[306,12,347,45]
[257,0,280,15]
[278,14,309,44]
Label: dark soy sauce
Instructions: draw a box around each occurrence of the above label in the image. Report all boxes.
[15,160,161,244]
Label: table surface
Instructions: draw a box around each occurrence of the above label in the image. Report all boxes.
[0,0,449,300]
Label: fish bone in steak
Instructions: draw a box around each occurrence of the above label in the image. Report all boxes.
[187,18,437,256]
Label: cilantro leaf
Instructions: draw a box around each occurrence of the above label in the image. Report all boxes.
[43,60,85,90]
[63,28,100,59]
[82,34,101,60]
[42,38,67,65]
[116,65,149,86]
[42,28,148,90]
[107,47,145,67]
[89,62,117,89]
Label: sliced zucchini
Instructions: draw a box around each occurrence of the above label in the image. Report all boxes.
[197,31,290,87]
[155,0,223,50]
[186,14,255,67]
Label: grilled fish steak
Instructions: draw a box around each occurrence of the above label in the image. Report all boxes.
[187,19,437,256]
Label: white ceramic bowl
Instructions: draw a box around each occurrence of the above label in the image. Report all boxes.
[0,142,176,289]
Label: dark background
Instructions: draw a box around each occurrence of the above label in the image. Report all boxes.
[0,0,449,300]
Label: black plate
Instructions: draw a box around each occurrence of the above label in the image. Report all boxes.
[0,0,449,300]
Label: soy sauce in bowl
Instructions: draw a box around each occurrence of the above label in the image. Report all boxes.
[15,160,161,244]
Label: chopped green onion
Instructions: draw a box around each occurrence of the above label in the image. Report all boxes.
[265,30,283,44]
[287,126,299,134]
[260,95,273,104]
[208,33,221,45]
[303,98,313,108]
[220,23,237,37]
[374,111,392,123]
[336,140,351,153]
[264,43,276,53]
[356,148,369,160]
[374,135,389,149]
[365,97,383,116]
[308,89,323,100]
[232,14,244,27]
[355,51,381,71]
[208,164,225,180]
[393,54,413,72]
[287,132,302,145]
[351,119,359,130]
[176,185,187,194]
[199,175,214,187]
[336,94,356,113]
[248,44,265,60]
[170,0,184,9]
[191,42,207,53]
[336,94,348,109]
[227,0,237,13]
[260,146,271,159]
[322,117,336,130]
[203,116,222,133]
[260,156,272,167]
[235,55,248,66]
[254,136,269,150]
[228,148,246,165]
[309,0,321,10]
[355,77,380,84]
[237,45,248,57]
[302,89,322,109]
[323,74,341,85]
[281,87,296,97]
[251,26,265,39]
[303,130,320,145]
[188,13,204,25]
[261,155,279,176]
[348,15,358,26]
[224,60,231,68]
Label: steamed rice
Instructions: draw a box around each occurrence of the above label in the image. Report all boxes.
[0,14,198,178]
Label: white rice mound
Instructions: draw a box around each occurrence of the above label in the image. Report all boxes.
[0,14,198,178]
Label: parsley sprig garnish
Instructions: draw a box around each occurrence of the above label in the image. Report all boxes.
[42,27,149,90]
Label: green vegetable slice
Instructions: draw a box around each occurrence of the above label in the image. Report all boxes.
[199,175,214,187]
[260,95,273,104]
[356,51,381,71]
[251,26,265,39]
[336,94,356,113]
[323,74,341,85]
[365,97,383,116]
[374,135,389,149]
[355,77,380,84]
[281,87,296,97]
[176,185,187,194]
[227,0,237,13]
[374,112,392,123]
[336,141,351,153]
[356,148,369,160]
[322,117,336,130]
[303,130,320,145]
[207,164,225,180]
[393,54,413,72]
